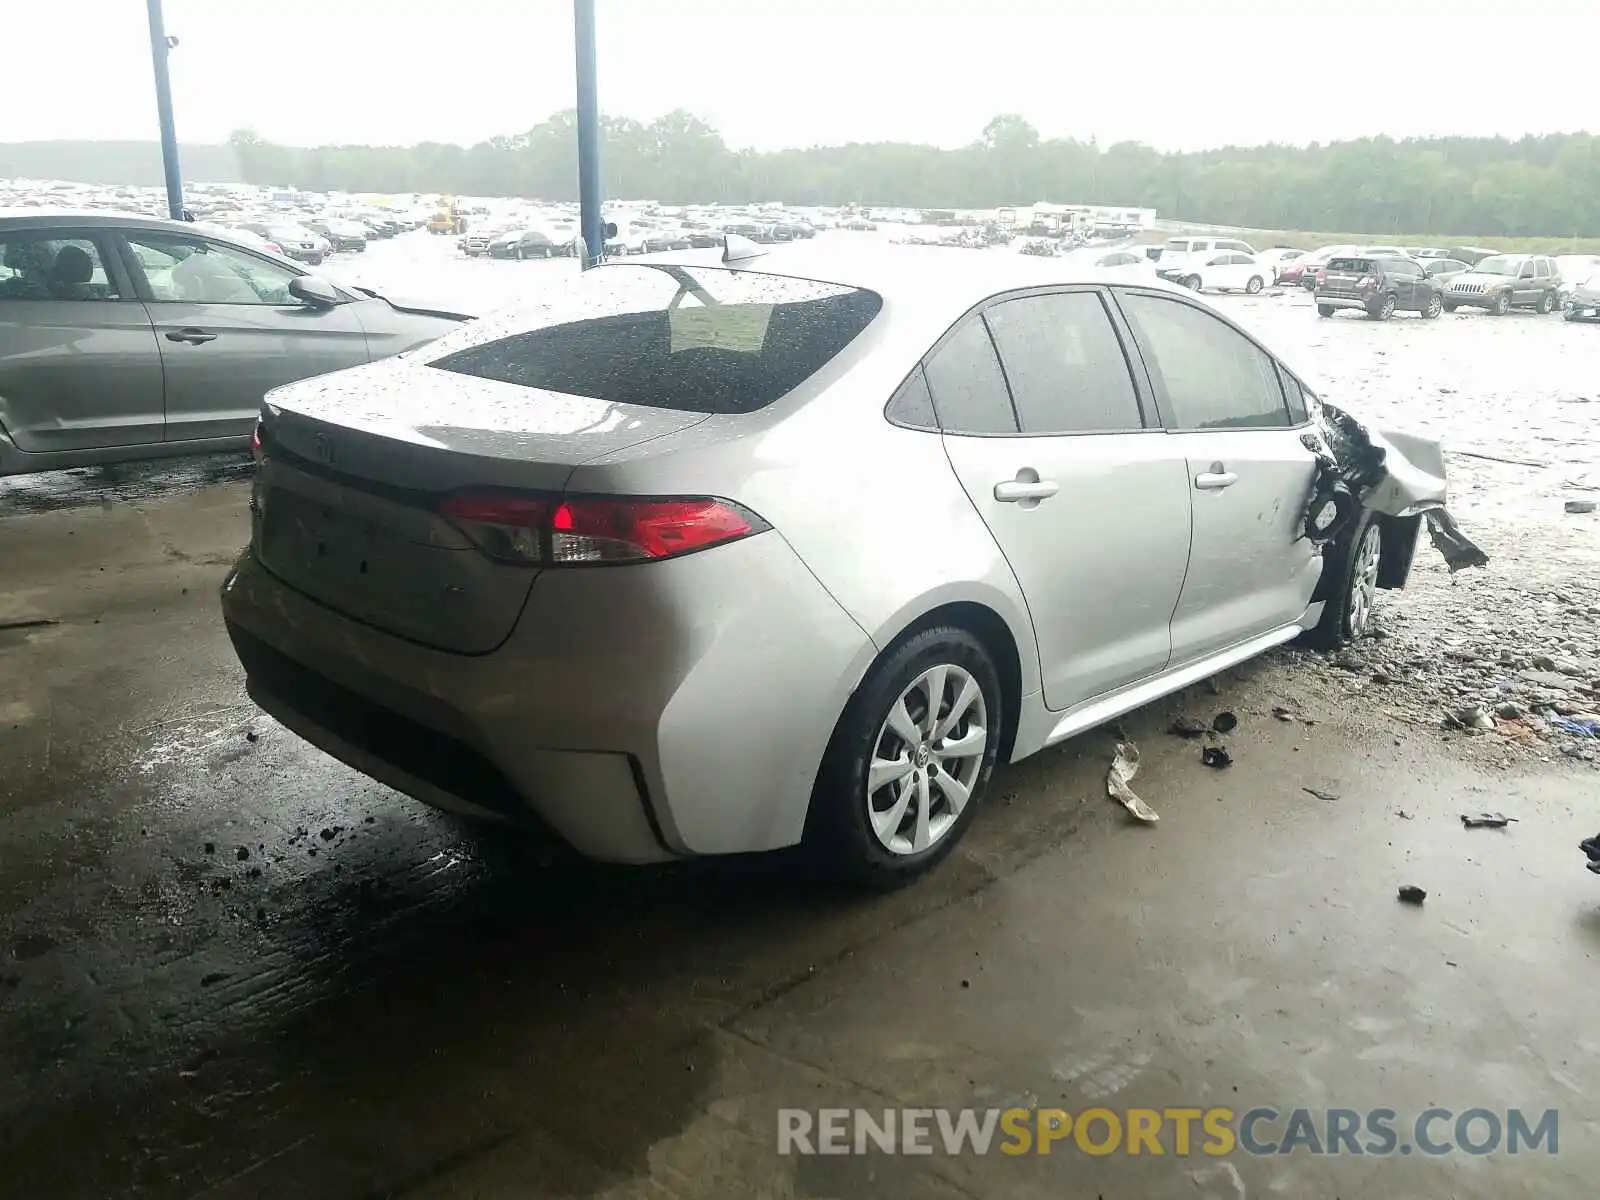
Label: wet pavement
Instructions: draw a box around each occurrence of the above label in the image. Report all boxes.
[3,232,1599,1198]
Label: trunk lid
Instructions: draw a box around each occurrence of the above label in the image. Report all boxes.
[254,356,710,653]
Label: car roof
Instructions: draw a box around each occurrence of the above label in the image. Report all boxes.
[0,207,194,232]
[603,241,1208,347]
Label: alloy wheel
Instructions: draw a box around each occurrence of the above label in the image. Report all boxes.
[1348,524,1382,638]
[867,664,988,856]
[1425,294,1442,318]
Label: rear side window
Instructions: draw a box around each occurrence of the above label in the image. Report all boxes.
[923,316,1016,435]
[427,264,882,415]
[1117,292,1290,431]
[1277,368,1310,424]
[1328,258,1374,273]
[1218,240,1253,252]
[885,367,938,430]
[0,231,120,300]
[983,292,1144,434]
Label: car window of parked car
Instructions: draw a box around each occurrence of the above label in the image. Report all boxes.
[428,263,882,416]
[1534,260,1551,279]
[1116,293,1291,431]
[1218,240,1253,253]
[922,314,1017,435]
[0,232,120,301]
[885,366,939,431]
[982,292,1144,434]
[1388,261,1420,277]
[127,233,299,305]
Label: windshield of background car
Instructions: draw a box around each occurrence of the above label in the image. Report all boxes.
[426,265,883,415]
[1327,258,1374,273]
[1164,240,1190,253]
[1474,256,1520,275]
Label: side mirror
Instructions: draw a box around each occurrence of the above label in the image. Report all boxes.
[289,274,340,309]
[603,221,618,239]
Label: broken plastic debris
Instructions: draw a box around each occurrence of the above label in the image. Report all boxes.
[1565,499,1597,514]
[1460,812,1517,829]
[1272,706,1298,722]
[1201,745,1233,769]
[1550,716,1599,738]
[1168,715,1209,739]
[1211,711,1238,734]
[1397,885,1427,905]
[1106,741,1158,823]
[1303,787,1340,802]
[1425,509,1490,573]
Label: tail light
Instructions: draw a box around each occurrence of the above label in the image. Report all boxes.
[438,492,769,566]
[249,420,264,462]
[1315,268,1327,285]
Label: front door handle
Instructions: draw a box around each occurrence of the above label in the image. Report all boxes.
[994,479,1060,502]
[1194,467,1239,490]
[165,328,217,344]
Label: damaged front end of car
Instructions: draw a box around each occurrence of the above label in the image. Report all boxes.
[1300,401,1489,574]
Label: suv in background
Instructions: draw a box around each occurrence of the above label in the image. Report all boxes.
[1155,235,1257,282]
[1442,254,1562,314]
[1315,255,1444,320]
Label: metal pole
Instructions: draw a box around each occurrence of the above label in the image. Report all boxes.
[145,0,184,220]
[574,0,603,268]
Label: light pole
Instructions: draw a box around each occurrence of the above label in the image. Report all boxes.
[574,0,604,268]
[145,0,185,220]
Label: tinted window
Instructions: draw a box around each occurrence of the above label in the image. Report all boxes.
[983,292,1144,434]
[1218,240,1253,252]
[1328,258,1375,273]
[429,264,882,415]
[128,233,299,305]
[924,316,1016,434]
[885,367,938,430]
[1534,260,1551,278]
[1117,293,1290,431]
[1277,368,1309,424]
[0,232,120,300]
[1387,260,1421,277]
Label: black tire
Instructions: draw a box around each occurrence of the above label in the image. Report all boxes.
[1492,291,1511,315]
[1299,510,1383,650]
[1317,304,1334,318]
[807,626,1002,889]
[1368,293,1397,321]
[1442,301,1457,313]
[1537,290,1556,314]
[1246,275,1264,294]
[1422,292,1442,319]
[1183,274,1202,291]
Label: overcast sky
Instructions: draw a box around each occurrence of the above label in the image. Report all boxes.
[3,0,1590,153]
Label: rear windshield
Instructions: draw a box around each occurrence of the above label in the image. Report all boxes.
[1327,258,1375,272]
[1164,239,1191,252]
[427,264,882,414]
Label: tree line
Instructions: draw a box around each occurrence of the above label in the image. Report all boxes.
[228,114,1600,238]
[8,113,1600,238]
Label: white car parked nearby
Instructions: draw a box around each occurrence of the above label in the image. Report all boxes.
[1172,252,1271,294]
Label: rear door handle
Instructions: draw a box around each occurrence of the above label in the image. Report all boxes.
[994,479,1060,502]
[1194,470,1239,490]
[165,328,217,344]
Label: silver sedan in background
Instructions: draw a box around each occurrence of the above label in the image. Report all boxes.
[0,210,470,475]
[222,242,1458,887]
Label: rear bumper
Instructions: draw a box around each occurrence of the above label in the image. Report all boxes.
[219,533,875,862]
[1314,293,1372,311]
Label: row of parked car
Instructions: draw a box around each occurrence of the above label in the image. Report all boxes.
[1133,235,1600,322]
[457,214,826,261]
[198,209,423,265]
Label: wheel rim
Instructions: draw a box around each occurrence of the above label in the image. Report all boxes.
[1248,277,1262,293]
[1381,296,1395,318]
[867,664,988,856]
[1348,525,1382,638]
[1427,295,1441,317]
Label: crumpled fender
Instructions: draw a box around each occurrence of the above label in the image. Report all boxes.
[1302,400,1488,572]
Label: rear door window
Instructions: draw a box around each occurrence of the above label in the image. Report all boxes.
[982,291,1145,434]
[0,231,121,300]
[1116,292,1291,431]
[923,316,1017,435]
[427,264,882,415]
[1327,258,1373,273]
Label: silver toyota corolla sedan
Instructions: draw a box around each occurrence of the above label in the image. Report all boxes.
[0,210,469,476]
[222,241,1458,886]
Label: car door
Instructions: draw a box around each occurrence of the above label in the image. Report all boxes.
[1514,260,1538,306]
[0,226,164,454]
[1113,289,1321,666]
[931,290,1194,712]
[114,229,369,445]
